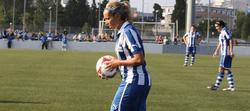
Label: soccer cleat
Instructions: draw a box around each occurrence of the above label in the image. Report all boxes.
[222,87,235,91]
[183,64,188,67]
[190,64,193,66]
[207,85,219,91]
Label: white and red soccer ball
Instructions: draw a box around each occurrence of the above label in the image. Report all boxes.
[96,55,117,79]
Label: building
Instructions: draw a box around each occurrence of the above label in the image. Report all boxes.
[160,3,236,32]
[210,0,250,12]
[195,4,236,29]
[212,0,232,8]
[161,6,175,33]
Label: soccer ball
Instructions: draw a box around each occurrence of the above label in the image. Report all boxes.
[96,55,117,79]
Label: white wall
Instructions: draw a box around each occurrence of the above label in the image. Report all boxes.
[1,39,250,56]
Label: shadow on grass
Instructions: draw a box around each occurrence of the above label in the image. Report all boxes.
[0,100,46,104]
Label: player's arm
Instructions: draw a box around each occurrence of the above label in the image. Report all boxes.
[213,42,221,57]
[106,52,144,69]
[225,32,234,57]
[106,30,145,69]
[116,52,144,66]
[197,34,202,44]
[229,38,234,58]
[182,34,188,45]
[197,37,202,45]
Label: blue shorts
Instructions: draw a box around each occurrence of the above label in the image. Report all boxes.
[220,55,232,69]
[186,47,196,55]
[110,81,151,111]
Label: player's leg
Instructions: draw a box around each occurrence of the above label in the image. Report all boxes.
[119,84,151,111]
[222,56,235,91]
[62,44,66,51]
[7,41,11,48]
[190,53,195,66]
[42,43,45,49]
[119,83,140,111]
[184,53,189,66]
[138,85,151,111]
[190,47,196,66]
[208,55,226,90]
[208,67,225,90]
[215,67,225,88]
[184,47,190,66]
[45,42,48,49]
[64,44,67,51]
[110,81,127,111]
[110,82,141,111]
[223,69,235,91]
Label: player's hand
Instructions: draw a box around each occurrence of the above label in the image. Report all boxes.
[98,74,105,79]
[230,52,234,58]
[213,52,218,57]
[105,58,119,71]
[97,73,109,80]
[185,43,188,46]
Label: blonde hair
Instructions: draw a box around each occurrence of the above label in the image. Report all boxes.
[105,1,131,21]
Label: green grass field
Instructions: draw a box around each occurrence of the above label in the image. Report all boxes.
[0,49,250,111]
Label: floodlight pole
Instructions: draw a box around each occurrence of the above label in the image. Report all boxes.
[176,19,178,35]
[12,0,16,31]
[23,0,27,31]
[141,0,144,37]
[169,23,175,42]
[185,0,195,33]
[55,0,58,34]
[98,0,102,35]
[206,0,210,44]
[98,0,101,22]
[155,10,158,36]
[49,7,52,33]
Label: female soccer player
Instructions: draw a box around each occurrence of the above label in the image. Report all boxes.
[183,25,201,66]
[103,1,151,111]
[61,30,68,51]
[207,20,235,91]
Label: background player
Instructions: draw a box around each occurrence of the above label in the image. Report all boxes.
[207,20,235,91]
[183,25,201,66]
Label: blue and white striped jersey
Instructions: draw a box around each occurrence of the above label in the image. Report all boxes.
[115,21,151,86]
[219,27,232,55]
[184,31,201,47]
[62,35,68,44]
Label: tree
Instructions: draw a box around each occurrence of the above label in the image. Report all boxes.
[232,11,250,40]
[57,0,67,29]
[0,2,4,24]
[0,0,31,28]
[171,0,186,31]
[197,20,217,38]
[82,22,91,33]
[64,0,90,27]
[0,0,112,33]
[88,0,98,28]
[0,0,13,26]
[22,0,37,31]
[234,11,245,39]
[153,3,164,22]
[98,0,108,22]
[241,14,250,40]
[34,0,53,31]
